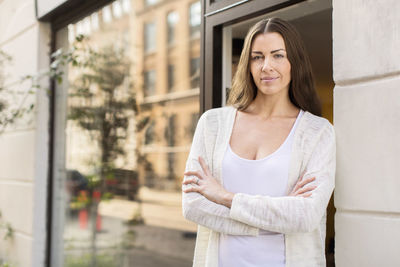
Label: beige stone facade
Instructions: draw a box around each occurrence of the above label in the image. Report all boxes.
[333,1,400,266]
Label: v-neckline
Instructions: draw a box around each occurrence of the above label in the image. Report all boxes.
[227,107,304,161]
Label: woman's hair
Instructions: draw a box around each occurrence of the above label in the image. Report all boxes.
[227,18,321,116]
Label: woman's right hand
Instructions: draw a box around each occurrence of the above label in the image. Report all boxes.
[289,174,317,198]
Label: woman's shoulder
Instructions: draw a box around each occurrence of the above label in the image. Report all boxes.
[302,111,334,130]
[300,111,335,140]
[199,106,236,123]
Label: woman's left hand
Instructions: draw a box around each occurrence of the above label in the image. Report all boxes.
[182,156,234,208]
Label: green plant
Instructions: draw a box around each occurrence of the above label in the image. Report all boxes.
[0,211,13,241]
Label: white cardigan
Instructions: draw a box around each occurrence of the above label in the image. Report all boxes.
[182,106,336,267]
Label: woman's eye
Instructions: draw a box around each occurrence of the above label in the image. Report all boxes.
[273,54,284,59]
[251,56,263,60]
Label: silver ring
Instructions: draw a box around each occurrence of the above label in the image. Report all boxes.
[196,178,200,185]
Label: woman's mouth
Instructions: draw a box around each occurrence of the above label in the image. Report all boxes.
[261,77,278,82]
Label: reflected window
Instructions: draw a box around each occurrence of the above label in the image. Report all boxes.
[145,121,155,144]
[144,70,156,96]
[112,0,123,18]
[122,0,131,13]
[167,11,179,45]
[145,0,159,6]
[91,12,99,31]
[167,64,175,92]
[188,112,199,138]
[190,57,200,88]
[102,5,112,23]
[165,114,176,146]
[144,21,156,53]
[189,1,201,38]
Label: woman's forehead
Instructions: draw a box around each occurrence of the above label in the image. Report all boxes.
[251,32,286,52]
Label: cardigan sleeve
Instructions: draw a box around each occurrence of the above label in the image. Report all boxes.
[229,122,336,234]
[182,111,259,236]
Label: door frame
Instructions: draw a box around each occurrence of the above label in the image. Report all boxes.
[200,0,305,112]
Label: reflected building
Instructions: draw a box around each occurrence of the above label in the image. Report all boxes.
[66,0,200,192]
[133,0,200,190]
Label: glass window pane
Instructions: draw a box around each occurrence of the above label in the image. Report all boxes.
[190,57,200,88]
[145,0,160,6]
[144,22,156,53]
[52,0,200,266]
[102,6,112,23]
[144,69,156,96]
[167,11,179,45]
[167,64,175,91]
[122,0,131,13]
[189,1,201,38]
[112,1,123,18]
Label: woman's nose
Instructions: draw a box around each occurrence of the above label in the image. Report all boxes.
[261,57,272,71]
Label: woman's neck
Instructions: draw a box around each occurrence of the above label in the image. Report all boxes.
[245,90,298,120]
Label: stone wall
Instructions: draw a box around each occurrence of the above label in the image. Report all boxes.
[0,0,50,266]
[333,0,400,266]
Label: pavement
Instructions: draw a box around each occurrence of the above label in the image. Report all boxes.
[64,187,197,266]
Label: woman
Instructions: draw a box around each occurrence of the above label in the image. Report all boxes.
[182,18,335,267]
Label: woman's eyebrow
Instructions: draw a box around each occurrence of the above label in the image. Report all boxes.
[271,49,285,53]
[251,51,263,54]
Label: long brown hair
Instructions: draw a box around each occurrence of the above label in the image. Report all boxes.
[227,18,321,116]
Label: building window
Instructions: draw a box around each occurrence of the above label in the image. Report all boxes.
[190,57,200,89]
[167,11,179,45]
[145,0,159,6]
[168,64,175,92]
[144,22,156,53]
[145,120,155,144]
[188,112,199,138]
[167,153,175,180]
[112,0,123,18]
[189,1,201,38]
[122,0,131,13]
[102,5,112,23]
[144,70,156,96]
[91,12,99,31]
[165,114,176,147]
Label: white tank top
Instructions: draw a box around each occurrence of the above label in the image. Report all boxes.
[219,110,304,267]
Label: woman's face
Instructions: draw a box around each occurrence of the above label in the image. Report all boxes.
[249,32,291,97]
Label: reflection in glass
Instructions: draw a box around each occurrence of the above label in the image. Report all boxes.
[144,70,156,96]
[190,57,200,89]
[144,22,156,53]
[102,6,112,23]
[167,11,179,45]
[145,0,160,6]
[53,0,201,266]
[167,64,175,91]
[189,1,201,38]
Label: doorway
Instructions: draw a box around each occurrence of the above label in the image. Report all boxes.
[202,0,334,265]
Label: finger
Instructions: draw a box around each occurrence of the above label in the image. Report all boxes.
[295,185,317,195]
[184,171,203,179]
[182,185,201,194]
[300,192,312,198]
[182,178,199,185]
[299,171,306,181]
[297,176,316,188]
[198,156,211,176]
